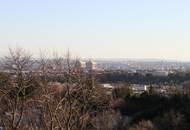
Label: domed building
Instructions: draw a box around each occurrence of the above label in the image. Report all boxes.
[75,59,86,69]
[85,60,96,72]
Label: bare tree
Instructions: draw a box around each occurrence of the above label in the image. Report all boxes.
[38,50,110,130]
[0,48,111,130]
[0,47,35,130]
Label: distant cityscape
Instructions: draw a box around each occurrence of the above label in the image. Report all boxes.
[96,59,190,70]
[1,58,190,76]
[74,59,190,76]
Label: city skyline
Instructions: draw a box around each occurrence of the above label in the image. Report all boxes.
[0,0,190,60]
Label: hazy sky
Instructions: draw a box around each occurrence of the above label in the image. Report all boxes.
[0,0,190,60]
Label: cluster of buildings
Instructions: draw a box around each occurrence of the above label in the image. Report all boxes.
[74,59,96,72]
[102,83,187,96]
[96,60,190,73]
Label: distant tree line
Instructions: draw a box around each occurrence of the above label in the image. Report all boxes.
[97,71,190,85]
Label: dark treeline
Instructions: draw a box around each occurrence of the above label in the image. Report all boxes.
[97,71,190,84]
[116,93,190,130]
[35,71,190,85]
[111,86,190,130]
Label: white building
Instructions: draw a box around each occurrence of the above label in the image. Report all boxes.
[102,84,114,89]
[132,84,148,93]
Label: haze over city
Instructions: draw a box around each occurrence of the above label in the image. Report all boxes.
[0,0,190,60]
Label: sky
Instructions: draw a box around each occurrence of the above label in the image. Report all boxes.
[0,0,190,60]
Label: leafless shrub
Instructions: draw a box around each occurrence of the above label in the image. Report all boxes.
[129,120,155,130]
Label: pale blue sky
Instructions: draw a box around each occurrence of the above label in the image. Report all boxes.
[0,0,190,60]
